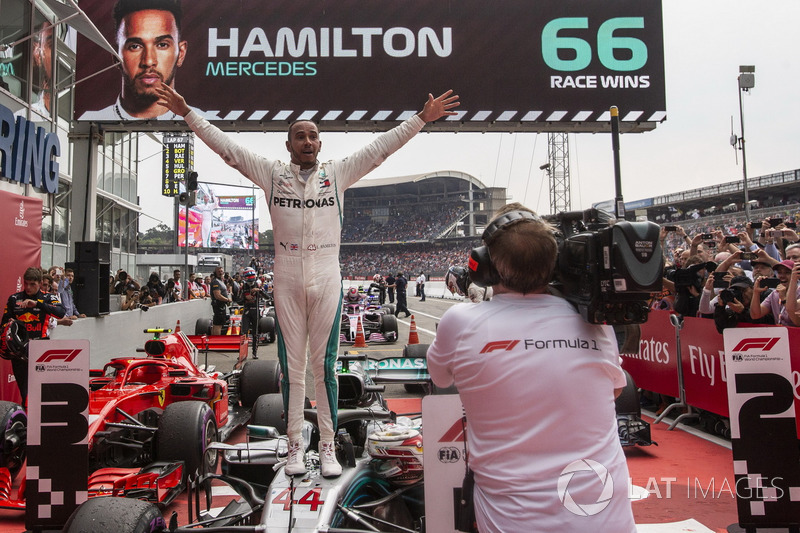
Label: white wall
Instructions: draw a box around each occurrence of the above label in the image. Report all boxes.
[50,299,211,367]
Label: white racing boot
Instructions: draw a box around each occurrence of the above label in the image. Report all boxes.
[285,439,306,476]
[319,441,342,477]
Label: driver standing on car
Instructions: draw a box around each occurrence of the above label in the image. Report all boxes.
[209,266,232,336]
[427,203,636,533]
[155,82,459,479]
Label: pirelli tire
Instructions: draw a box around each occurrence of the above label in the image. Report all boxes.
[239,359,281,407]
[251,393,287,434]
[380,314,398,342]
[258,316,276,344]
[63,497,165,533]
[0,401,26,479]
[157,401,218,478]
[615,369,641,416]
[381,304,396,316]
[195,317,212,336]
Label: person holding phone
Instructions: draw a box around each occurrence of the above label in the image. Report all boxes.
[751,259,799,326]
[783,263,800,327]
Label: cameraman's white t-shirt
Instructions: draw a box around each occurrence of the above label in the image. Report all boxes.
[428,292,635,533]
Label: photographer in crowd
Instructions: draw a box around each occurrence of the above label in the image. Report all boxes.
[238,267,268,341]
[750,259,798,326]
[712,275,773,333]
[144,272,165,305]
[111,269,139,295]
[121,283,150,311]
[427,203,635,532]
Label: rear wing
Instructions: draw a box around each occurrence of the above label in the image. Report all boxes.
[337,353,430,385]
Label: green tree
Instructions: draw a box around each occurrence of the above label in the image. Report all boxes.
[139,223,174,246]
[259,229,273,246]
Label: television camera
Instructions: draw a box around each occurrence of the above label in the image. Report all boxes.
[448,208,663,325]
[544,209,663,325]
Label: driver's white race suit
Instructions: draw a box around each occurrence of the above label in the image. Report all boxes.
[184,111,425,442]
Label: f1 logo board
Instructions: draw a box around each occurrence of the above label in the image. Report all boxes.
[724,328,800,528]
[26,339,90,530]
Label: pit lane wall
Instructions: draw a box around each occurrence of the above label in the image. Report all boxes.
[0,298,216,403]
[621,309,800,437]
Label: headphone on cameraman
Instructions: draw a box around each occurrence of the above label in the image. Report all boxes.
[469,210,540,287]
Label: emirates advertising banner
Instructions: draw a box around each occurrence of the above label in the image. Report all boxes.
[74,0,665,132]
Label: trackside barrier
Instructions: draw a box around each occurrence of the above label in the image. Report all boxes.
[620,309,800,437]
[652,314,699,429]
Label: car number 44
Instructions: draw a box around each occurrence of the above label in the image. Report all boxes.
[272,487,325,512]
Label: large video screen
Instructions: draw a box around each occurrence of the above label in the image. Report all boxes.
[177,191,259,249]
[74,0,665,132]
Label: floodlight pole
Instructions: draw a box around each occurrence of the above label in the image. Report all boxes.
[738,65,755,222]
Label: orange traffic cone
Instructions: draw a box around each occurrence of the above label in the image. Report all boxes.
[354,316,369,348]
[408,315,419,345]
[175,319,181,332]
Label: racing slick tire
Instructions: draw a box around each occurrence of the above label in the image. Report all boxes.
[226,392,286,484]
[251,393,287,434]
[615,369,641,416]
[258,316,276,344]
[239,359,281,407]
[195,318,212,336]
[64,496,165,533]
[157,402,218,478]
[382,304,396,315]
[379,314,398,342]
[402,344,430,393]
[0,401,26,479]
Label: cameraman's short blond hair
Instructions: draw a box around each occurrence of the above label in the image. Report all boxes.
[487,203,557,294]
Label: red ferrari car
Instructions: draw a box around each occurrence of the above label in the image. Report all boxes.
[0,326,280,510]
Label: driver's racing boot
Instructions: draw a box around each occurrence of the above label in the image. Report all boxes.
[320,441,342,477]
[285,439,306,476]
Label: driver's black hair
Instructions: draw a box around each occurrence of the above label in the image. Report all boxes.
[113,0,183,36]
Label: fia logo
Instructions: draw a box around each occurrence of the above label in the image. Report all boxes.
[438,447,461,463]
[732,354,743,362]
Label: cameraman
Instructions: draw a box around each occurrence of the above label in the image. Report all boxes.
[427,203,635,533]
[238,268,267,338]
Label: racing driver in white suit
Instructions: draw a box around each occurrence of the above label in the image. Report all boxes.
[156,82,459,477]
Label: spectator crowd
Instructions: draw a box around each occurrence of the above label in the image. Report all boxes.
[654,213,800,334]
[341,202,465,243]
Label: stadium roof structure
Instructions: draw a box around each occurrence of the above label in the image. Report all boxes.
[619,168,800,221]
[344,170,506,240]
[350,170,488,191]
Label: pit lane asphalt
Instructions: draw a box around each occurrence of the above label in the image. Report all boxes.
[199,294,462,400]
